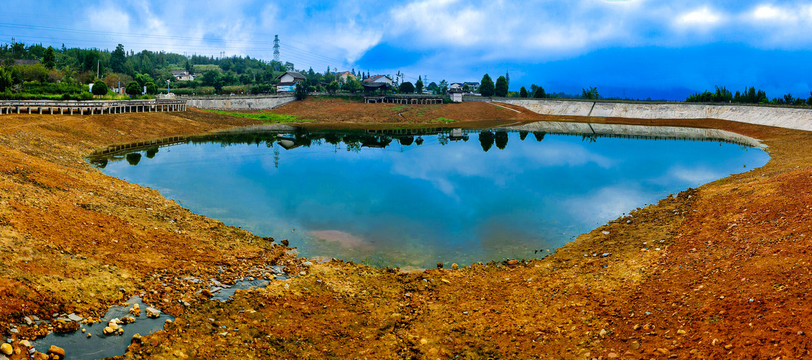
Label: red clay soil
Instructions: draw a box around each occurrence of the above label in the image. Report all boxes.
[267,96,546,125]
[0,100,810,359]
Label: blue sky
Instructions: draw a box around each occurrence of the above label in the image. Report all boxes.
[2,0,812,99]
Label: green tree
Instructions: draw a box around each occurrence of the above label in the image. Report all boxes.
[111,44,126,73]
[294,82,308,100]
[494,76,508,97]
[399,81,415,94]
[582,87,599,100]
[479,74,494,97]
[125,81,141,96]
[416,76,424,94]
[533,86,546,98]
[200,70,222,92]
[326,80,339,94]
[427,82,438,92]
[91,79,109,96]
[145,82,158,95]
[342,78,362,93]
[135,73,154,87]
[0,68,12,92]
[43,46,56,69]
[519,86,528,98]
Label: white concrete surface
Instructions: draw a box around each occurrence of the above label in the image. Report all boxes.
[185,95,295,110]
[503,99,812,132]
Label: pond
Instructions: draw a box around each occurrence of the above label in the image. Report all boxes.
[92,123,768,269]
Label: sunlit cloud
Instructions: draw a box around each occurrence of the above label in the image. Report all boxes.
[674,6,726,28]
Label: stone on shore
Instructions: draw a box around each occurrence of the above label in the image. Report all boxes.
[145,307,161,318]
[0,343,11,356]
[47,345,65,358]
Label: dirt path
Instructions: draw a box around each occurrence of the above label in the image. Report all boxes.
[0,101,810,359]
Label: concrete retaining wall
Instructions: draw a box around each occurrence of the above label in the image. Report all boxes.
[503,99,812,132]
[185,95,295,110]
[503,121,765,149]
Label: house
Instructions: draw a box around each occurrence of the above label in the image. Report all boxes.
[171,70,194,81]
[361,75,394,92]
[449,88,464,103]
[334,71,357,83]
[463,82,480,92]
[363,75,394,86]
[275,71,306,92]
[449,83,463,91]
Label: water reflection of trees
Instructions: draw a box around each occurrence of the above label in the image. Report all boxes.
[479,131,494,152]
[495,131,509,150]
[126,153,141,166]
[96,129,549,168]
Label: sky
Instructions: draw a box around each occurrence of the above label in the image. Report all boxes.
[2,0,812,100]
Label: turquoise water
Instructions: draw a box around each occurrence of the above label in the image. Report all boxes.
[94,128,768,269]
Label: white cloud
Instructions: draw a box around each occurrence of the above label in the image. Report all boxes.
[749,4,792,22]
[674,6,725,27]
[565,185,650,224]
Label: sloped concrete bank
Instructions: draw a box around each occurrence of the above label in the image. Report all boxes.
[503,99,812,132]
[501,121,765,148]
[184,95,295,110]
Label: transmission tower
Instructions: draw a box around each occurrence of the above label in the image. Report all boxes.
[273,35,280,62]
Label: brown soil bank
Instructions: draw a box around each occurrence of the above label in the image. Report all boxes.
[0,99,810,359]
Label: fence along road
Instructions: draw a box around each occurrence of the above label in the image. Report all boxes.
[0,99,187,116]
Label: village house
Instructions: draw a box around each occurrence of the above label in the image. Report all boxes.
[334,71,357,83]
[171,70,194,81]
[361,75,394,92]
[463,82,480,92]
[275,71,306,92]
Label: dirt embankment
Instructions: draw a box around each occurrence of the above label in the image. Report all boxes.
[0,99,810,359]
[266,96,546,126]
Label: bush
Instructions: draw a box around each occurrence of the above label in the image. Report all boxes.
[126,81,142,96]
[21,81,85,95]
[145,82,158,95]
[249,84,275,94]
[295,83,308,100]
[399,82,415,93]
[92,80,109,96]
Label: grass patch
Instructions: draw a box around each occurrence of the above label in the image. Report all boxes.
[204,110,307,123]
[390,105,407,111]
[430,117,455,123]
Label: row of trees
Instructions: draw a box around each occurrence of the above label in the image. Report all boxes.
[476,73,598,100]
[0,41,294,98]
[687,86,812,106]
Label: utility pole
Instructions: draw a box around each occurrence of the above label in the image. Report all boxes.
[97,60,100,79]
[273,35,280,62]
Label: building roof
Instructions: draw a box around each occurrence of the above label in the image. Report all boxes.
[363,75,392,83]
[171,70,190,76]
[277,71,306,81]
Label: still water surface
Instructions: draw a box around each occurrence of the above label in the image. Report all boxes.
[94,128,768,269]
